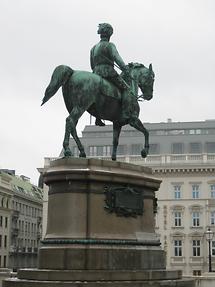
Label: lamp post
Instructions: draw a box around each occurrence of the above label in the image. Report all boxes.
[205,228,214,272]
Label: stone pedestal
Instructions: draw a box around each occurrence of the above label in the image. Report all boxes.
[3,158,194,286]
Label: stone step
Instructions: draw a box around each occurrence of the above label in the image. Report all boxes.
[18,269,181,281]
[3,277,195,287]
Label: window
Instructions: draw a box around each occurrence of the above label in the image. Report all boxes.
[89,146,97,156]
[5,217,7,228]
[156,130,166,136]
[192,185,200,199]
[72,146,79,157]
[189,129,201,135]
[117,145,126,155]
[25,222,28,235]
[18,186,24,193]
[206,142,215,153]
[4,236,7,248]
[103,146,112,156]
[189,142,202,154]
[174,212,182,227]
[174,185,181,199]
[212,241,215,256]
[96,146,103,156]
[149,143,159,155]
[89,145,113,157]
[210,185,215,198]
[168,130,185,135]
[3,256,6,268]
[193,270,201,276]
[211,211,215,225]
[172,143,184,154]
[192,240,201,256]
[131,144,142,155]
[192,212,200,227]
[0,235,2,248]
[0,216,2,227]
[174,240,182,256]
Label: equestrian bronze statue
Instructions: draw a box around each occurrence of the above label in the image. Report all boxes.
[42,23,155,160]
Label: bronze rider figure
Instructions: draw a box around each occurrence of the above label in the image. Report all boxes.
[90,23,129,126]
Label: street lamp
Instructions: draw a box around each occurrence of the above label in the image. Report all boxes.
[205,228,214,272]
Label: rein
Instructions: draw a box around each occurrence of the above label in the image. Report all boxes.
[100,54,148,101]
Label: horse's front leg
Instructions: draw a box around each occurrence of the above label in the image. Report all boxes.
[129,118,149,158]
[63,107,86,158]
[112,122,122,161]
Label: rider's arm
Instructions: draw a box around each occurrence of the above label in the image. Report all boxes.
[110,43,126,71]
[90,47,95,70]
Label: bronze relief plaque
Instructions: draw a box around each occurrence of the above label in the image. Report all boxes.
[104,185,144,217]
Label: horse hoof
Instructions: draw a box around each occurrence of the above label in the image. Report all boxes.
[79,152,86,158]
[141,149,147,158]
[64,150,72,157]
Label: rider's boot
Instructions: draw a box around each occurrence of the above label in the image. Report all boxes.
[95,118,105,126]
[121,91,132,121]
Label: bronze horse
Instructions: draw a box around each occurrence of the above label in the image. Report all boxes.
[42,63,155,160]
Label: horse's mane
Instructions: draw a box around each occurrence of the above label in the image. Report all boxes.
[128,62,145,69]
[121,62,145,83]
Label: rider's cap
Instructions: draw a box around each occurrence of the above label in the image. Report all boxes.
[98,23,113,37]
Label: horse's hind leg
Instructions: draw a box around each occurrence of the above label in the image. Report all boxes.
[129,117,149,158]
[63,107,86,157]
[112,122,122,161]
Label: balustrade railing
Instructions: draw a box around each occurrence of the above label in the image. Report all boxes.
[44,153,215,168]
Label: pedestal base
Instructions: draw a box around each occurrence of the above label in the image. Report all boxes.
[3,158,195,287]
[3,269,194,287]
[38,245,165,270]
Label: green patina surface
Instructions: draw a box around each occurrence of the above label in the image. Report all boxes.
[42,23,155,160]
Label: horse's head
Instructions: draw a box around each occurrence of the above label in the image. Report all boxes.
[128,63,155,101]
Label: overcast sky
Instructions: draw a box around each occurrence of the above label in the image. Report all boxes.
[0,0,214,184]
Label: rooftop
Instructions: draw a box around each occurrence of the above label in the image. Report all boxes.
[0,170,43,201]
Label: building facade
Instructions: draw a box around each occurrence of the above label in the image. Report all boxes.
[0,172,13,269]
[0,170,43,271]
[154,167,215,276]
[44,119,215,275]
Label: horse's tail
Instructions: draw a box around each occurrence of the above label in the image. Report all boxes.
[41,65,73,106]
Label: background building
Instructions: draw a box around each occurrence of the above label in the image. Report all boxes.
[0,172,13,269]
[43,119,215,275]
[0,170,43,271]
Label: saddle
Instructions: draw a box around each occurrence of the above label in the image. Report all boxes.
[99,77,122,101]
